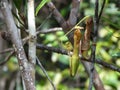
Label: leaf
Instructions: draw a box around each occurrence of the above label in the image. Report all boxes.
[80,17,93,59]
[112,53,120,58]
[35,0,50,16]
[81,17,93,51]
[58,55,69,65]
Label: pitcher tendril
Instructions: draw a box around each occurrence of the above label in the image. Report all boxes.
[64,15,90,36]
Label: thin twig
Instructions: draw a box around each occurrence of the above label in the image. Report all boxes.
[36,12,53,31]
[36,27,63,34]
[0,51,14,66]
[23,27,63,43]
[0,48,14,54]
[36,56,56,90]
[98,0,106,22]
[23,27,63,44]
[36,43,120,73]
[82,58,120,72]
[36,43,67,55]
[0,27,63,56]
[89,0,99,90]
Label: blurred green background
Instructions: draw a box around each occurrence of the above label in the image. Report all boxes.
[0,0,120,90]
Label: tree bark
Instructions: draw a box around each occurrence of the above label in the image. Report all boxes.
[27,0,36,83]
[0,0,36,90]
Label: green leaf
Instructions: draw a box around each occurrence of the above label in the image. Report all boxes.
[46,34,56,42]
[58,55,69,65]
[112,53,120,58]
[35,0,50,16]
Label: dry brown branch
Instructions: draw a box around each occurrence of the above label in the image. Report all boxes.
[36,43,120,73]
[36,27,62,34]
[0,48,13,54]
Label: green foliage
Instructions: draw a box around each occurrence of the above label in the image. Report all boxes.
[42,31,68,47]
[1,0,120,90]
[58,55,69,65]
[7,56,18,72]
[35,0,51,16]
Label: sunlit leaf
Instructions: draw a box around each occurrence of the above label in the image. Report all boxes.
[45,34,56,42]
[56,31,64,36]
[112,53,120,58]
[58,55,69,65]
